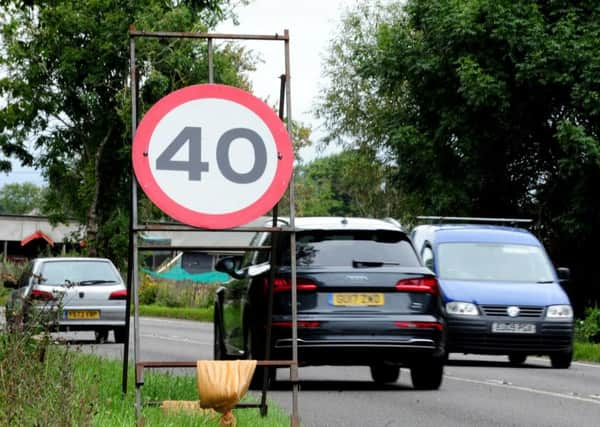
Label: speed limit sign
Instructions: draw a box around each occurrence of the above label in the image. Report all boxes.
[132,84,293,229]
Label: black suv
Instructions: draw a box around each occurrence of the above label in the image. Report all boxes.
[213,217,446,389]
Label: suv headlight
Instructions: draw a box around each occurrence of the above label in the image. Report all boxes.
[446,301,479,316]
[546,305,573,319]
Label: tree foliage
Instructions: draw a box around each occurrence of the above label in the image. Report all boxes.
[0,0,253,265]
[294,149,407,220]
[0,182,46,215]
[318,0,600,308]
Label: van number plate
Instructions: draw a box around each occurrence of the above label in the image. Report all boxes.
[492,322,536,334]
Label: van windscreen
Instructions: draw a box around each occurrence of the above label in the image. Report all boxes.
[437,243,555,282]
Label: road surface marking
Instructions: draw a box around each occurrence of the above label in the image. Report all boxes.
[140,333,211,346]
[446,374,600,406]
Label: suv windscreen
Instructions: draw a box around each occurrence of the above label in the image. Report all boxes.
[281,230,421,267]
[437,242,555,282]
[39,261,120,285]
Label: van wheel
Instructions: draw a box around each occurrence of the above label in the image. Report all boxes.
[370,364,400,384]
[508,353,527,365]
[550,350,572,369]
[411,356,444,390]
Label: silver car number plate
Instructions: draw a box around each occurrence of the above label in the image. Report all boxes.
[492,322,536,334]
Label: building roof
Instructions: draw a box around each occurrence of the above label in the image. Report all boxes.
[0,214,82,243]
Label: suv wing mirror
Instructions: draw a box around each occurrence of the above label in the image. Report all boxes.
[215,256,247,279]
[247,262,270,278]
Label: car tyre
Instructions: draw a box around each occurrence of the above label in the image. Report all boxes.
[370,364,400,384]
[113,326,127,344]
[213,308,226,360]
[246,326,274,390]
[508,353,527,365]
[550,350,572,369]
[95,329,109,344]
[411,356,444,390]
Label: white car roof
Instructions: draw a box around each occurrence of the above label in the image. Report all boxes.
[34,257,114,263]
[272,217,403,231]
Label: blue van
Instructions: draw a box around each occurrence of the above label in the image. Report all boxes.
[411,218,574,368]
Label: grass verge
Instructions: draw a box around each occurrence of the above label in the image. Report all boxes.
[573,341,600,363]
[138,305,213,322]
[76,350,290,426]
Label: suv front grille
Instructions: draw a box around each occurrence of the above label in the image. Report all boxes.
[480,305,544,318]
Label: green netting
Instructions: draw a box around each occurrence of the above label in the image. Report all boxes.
[142,265,230,283]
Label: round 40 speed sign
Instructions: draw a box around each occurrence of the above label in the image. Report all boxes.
[132,84,293,229]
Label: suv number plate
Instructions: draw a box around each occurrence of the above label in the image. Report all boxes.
[492,322,535,334]
[330,293,384,306]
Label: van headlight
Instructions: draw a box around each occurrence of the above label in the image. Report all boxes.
[446,301,479,316]
[546,305,573,319]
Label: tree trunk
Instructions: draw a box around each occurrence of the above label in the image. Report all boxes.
[86,126,114,256]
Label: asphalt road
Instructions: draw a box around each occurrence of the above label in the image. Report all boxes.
[17,316,600,427]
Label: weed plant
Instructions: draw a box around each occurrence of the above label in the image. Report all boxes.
[575,306,600,343]
[0,305,96,426]
[139,273,217,309]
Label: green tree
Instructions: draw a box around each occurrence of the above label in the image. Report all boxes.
[318,0,600,309]
[0,182,46,214]
[0,0,253,264]
[294,149,407,220]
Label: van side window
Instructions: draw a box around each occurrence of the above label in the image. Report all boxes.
[422,246,435,271]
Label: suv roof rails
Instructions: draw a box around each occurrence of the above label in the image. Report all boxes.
[416,216,532,226]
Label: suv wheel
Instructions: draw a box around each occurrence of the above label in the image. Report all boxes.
[213,309,225,360]
[370,364,400,384]
[550,350,572,369]
[246,326,274,390]
[411,356,444,390]
[508,353,527,365]
[113,326,127,344]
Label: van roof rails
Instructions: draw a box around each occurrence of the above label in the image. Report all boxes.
[416,216,532,226]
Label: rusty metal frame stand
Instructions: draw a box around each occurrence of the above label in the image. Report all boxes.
[126,27,300,426]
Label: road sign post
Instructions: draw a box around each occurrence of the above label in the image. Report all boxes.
[128,29,300,427]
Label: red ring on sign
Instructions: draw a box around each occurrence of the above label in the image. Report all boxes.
[132,84,293,229]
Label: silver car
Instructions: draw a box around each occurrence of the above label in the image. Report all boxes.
[3,257,128,343]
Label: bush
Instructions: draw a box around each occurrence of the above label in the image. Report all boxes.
[575,306,600,343]
[140,273,217,309]
[139,274,159,305]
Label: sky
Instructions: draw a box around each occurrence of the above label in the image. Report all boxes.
[0,0,355,187]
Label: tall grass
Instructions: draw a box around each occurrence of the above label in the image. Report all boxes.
[1,324,291,426]
[139,274,217,309]
[0,306,96,426]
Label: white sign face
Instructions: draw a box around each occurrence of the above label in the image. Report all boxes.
[132,84,293,229]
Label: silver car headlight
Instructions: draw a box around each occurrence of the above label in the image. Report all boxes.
[446,301,479,316]
[546,305,573,319]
